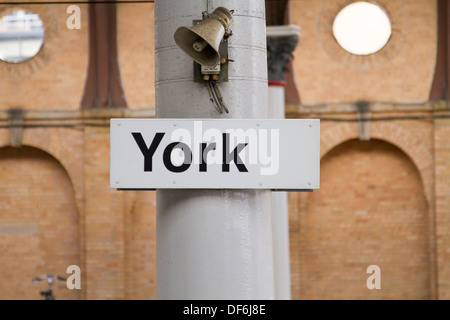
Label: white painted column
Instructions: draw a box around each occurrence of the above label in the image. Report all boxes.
[269,82,291,300]
[268,86,285,119]
[155,0,275,299]
[267,25,301,300]
[268,80,290,300]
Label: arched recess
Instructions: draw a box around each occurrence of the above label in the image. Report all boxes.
[320,122,433,205]
[0,146,81,299]
[290,138,431,300]
[0,128,84,217]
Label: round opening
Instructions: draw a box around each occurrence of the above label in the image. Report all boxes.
[332,1,392,56]
[0,9,44,63]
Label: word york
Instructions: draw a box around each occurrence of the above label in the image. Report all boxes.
[132,121,280,175]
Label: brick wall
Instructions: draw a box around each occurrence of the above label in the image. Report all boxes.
[435,118,450,299]
[290,0,437,105]
[0,147,80,300]
[117,3,155,109]
[289,139,430,299]
[124,190,157,299]
[83,127,126,299]
[0,3,89,111]
[0,0,448,300]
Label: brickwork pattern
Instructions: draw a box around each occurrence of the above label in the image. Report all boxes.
[435,119,450,299]
[0,147,80,300]
[0,3,89,110]
[290,139,430,299]
[0,1,448,300]
[124,191,157,299]
[83,127,125,299]
[290,0,437,104]
[117,3,156,109]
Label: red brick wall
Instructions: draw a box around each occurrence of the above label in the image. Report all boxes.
[124,191,157,299]
[83,127,125,299]
[0,147,80,300]
[117,3,155,109]
[0,1,448,300]
[435,119,450,299]
[0,3,89,111]
[290,139,430,299]
[290,0,437,104]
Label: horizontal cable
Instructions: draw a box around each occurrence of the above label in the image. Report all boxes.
[0,1,154,5]
[0,122,109,128]
[0,114,449,129]
[301,114,450,122]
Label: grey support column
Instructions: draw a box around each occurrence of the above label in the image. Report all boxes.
[267,25,300,300]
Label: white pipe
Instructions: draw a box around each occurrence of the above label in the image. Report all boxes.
[268,85,291,300]
[268,86,285,119]
[155,0,275,300]
[267,24,300,300]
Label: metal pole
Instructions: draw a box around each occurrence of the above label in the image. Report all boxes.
[155,0,275,299]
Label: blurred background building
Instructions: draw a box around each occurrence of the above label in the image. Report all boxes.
[0,0,449,300]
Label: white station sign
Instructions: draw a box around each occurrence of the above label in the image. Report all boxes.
[110,119,320,190]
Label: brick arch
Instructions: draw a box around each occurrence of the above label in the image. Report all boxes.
[320,122,433,204]
[0,145,81,299]
[0,128,84,215]
[292,138,432,299]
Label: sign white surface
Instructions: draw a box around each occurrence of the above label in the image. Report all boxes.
[110,119,320,190]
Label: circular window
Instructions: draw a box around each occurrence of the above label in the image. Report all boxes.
[333,1,392,56]
[0,9,44,63]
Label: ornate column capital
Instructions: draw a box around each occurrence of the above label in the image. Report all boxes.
[267,25,301,84]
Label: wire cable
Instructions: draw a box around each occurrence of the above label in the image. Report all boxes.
[0,113,449,130]
[0,1,154,5]
[300,114,450,122]
[0,122,110,128]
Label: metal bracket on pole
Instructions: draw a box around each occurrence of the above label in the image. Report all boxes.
[190,17,233,114]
